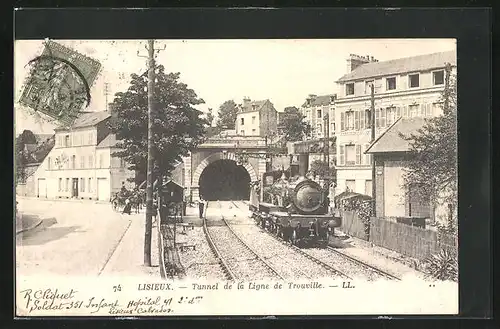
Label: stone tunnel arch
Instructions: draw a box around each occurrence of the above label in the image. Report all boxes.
[192,151,258,201]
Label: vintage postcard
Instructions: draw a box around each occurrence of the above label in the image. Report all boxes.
[15,39,458,317]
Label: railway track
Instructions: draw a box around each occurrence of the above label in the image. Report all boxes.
[230,201,351,280]
[203,201,284,281]
[231,201,401,281]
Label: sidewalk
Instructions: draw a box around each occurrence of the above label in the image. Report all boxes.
[99,213,160,278]
[16,195,110,205]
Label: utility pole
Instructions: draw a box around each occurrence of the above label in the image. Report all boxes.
[370,83,376,217]
[443,62,452,115]
[323,113,330,199]
[104,82,110,111]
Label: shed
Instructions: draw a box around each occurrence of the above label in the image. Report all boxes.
[160,179,184,203]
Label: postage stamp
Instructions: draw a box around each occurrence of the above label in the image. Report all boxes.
[18,40,101,125]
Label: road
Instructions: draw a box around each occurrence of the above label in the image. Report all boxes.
[16,198,132,277]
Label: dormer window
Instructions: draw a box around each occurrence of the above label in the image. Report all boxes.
[346,83,354,96]
[409,74,420,88]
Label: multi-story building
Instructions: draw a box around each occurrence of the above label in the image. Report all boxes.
[32,111,135,201]
[300,94,336,139]
[235,97,278,137]
[334,51,457,197]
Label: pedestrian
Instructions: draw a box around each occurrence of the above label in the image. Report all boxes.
[122,198,132,215]
[152,202,158,225]
[198,197,205,219]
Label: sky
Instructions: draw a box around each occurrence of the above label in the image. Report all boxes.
[14,39,456,134]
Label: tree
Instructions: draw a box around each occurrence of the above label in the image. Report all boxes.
[15,130,38,186]
[280,106,312,142]
[309,160,336,183]
[215,100,239,130]
[400,68,457,228]
[108,65,208,183]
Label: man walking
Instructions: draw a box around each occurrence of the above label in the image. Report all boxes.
[198,197,205,219]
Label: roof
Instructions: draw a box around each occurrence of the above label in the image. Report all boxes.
[55,111,111,131]
[34,134,54,143]
[96,133,117,148]
[337,51,456,83]
[162,179,184,189]
[302,94,336,107]
[239,99,269,113]
[365,117,426,154]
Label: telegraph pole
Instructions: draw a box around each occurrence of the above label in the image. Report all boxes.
[323,113,330,199]
[144,40,156,266]
[370,84,376,217]
[443,62,452,115]
[104,82,110,111]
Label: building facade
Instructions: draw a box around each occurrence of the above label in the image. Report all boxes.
[32,111,135,201]
[300,94,336,139]
[235,97,278,137]
[334,51,457,197]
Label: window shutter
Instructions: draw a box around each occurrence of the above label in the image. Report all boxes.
[375,109,380,127]
[380,108,386,127]
[364,144,371,164]
[396,106,401,118]
[403,105,408,118]
[360,110,365,129]
[425,103,432,117]
[339,145,345,165]
[355,145,361,165]
[419,104,425,117]
[355,111,360,130]
[340,112,345,131]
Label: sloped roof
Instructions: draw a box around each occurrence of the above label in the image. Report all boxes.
[302,94,336,107]
[96,133,117,148]
[239,99,269,113]
[35,134,54,143]
[55,111,111,131]
[365,117,426,154]
[337,51,456,83]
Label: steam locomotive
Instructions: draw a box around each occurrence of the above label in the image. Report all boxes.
[249,154,341,247]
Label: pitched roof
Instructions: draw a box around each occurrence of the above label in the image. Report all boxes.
[34,134,54,143]
[302,94,336,107]
[365,117,426,154]
[337,51,456,83]
[96,133,117,148]
[55,111,111,131]
[239,99,269,113]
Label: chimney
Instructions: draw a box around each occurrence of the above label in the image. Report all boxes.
[298,153,309,177]
[346,54,378,73]
[243,97,251,108]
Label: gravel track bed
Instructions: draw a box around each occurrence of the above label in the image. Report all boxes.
[302,248,386,281]
[207,226,279,281]
[231,223,340,279]
[175,227,226,279]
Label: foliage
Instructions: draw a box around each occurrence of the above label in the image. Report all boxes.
[339,195,373,237]
[15,130,54,185]
[280,106,312,142]
[215,100,239,130]
[206,108,215,127]
[108,65,208,180]
[423,248,458,282]
[309,160,336,182]
[399,72,457,210]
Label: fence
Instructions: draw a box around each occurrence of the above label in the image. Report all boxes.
[158,222,186,279]
[339,210,368,240]
[370,217,457,260]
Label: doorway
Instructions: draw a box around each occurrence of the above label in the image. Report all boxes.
[72,178,79,198]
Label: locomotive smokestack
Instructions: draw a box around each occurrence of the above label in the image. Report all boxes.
[298,153,309,177]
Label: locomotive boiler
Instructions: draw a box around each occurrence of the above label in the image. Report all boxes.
[249,153,341,247]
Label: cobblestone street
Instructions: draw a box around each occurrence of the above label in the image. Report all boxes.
[16,197,159,278]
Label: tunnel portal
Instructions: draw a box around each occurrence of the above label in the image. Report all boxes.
[199,159,251,201]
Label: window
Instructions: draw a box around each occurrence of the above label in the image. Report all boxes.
[409,74,420,88]
[71,155,76,169]
[316,124,322,136]
[58,178,62,192]
[317,109,322,119]
[346,180,355,192]
[409,104,419,118]
[47,157,51,170]
[80,156,85,169]
[355,145,362,165]
[240,130,245,135]
[339,145,345,165]
[433,70,444,85]
[364,144,372,165]
[252,128,256,134]
[252,116,256,124]
[330,123,335,135]
[365,109,372,128]
[65,178,69,192]
[88,155,94,168]
[432,102,442,116]
[80,178,85,192]
[88,178,92,193]
[345,145,355,166]
[64,135,70,147]
[240,118,244,125]
[365,80,374,94]
[386,107,396,126]
[365,180,373,197]
[386,77,396,90]
[346,83,354,96]
[380,108,386,127]
[345,111,355,130]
